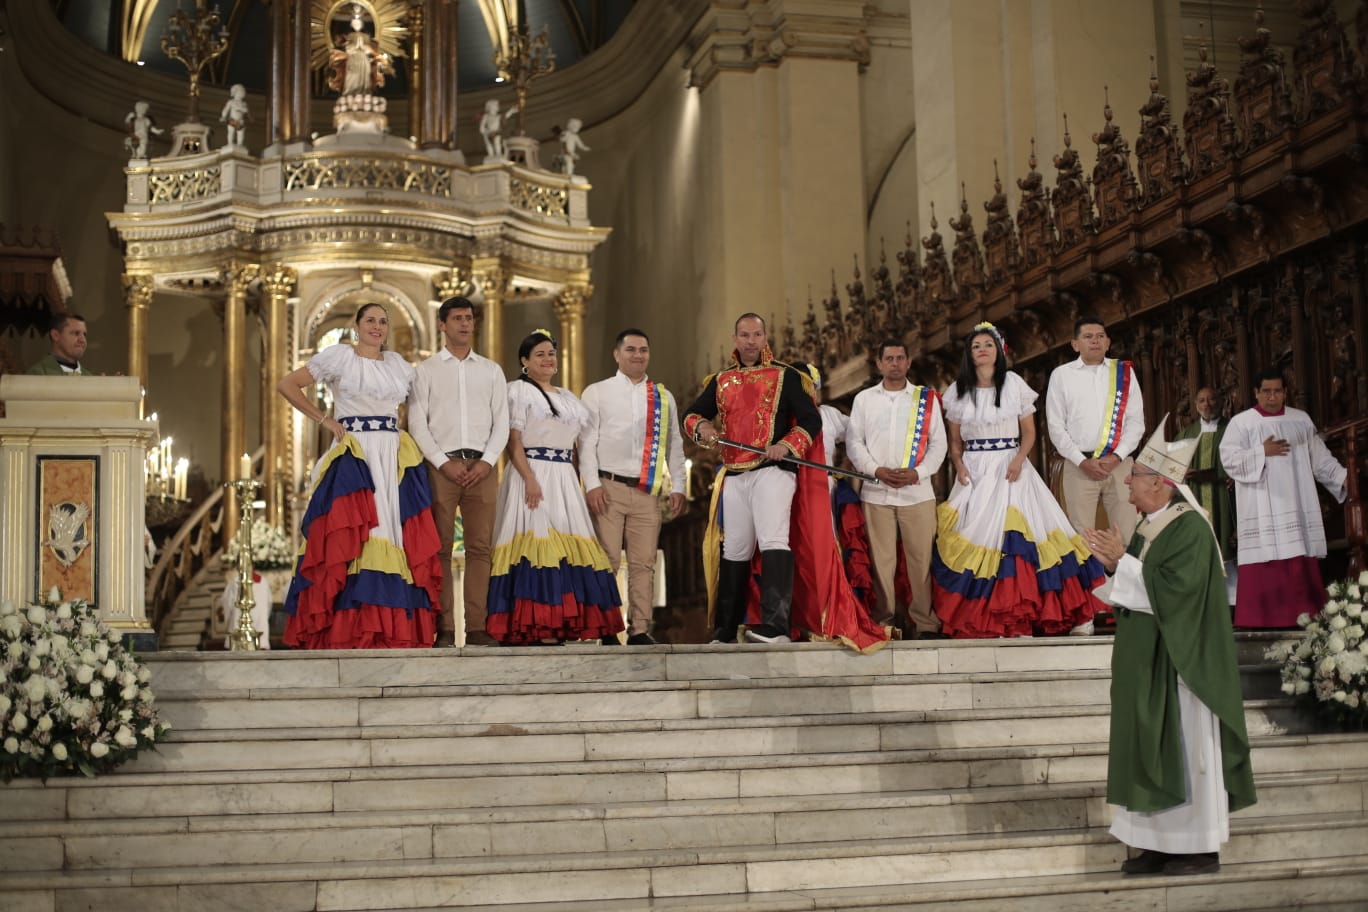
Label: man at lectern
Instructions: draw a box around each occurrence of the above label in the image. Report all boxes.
[27,313,88,376]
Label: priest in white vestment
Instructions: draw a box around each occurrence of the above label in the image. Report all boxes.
[1084,419,1256,877]
[1220,368,1347,628]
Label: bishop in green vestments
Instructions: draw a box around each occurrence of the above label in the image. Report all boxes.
[1083,419,1255,877]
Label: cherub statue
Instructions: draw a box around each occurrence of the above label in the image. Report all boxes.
[220,84,249,148]
[479,99,515,161]
[557,117,590,177]
[124,101,164,159]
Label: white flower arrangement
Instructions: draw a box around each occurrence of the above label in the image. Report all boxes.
[0,591,169,781]
[1266,571,1368,730]
[223,519,295,570]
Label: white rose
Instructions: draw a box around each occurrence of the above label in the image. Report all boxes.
[140,725,156,740]
[27,656,40,671]
[0,600,14,617]
[1349,693,1362,709]
[1325,601,1342,615]
[52,742,68,761]
[51,635,69,654]
[1347,603,1364,619]
[7,641,21,658]
[121,685,138,701]
[107,629,120,645]
[113,726,137,748]
[26,604,46,625]
[75,665,94,685]
[1319,656,1338,674]
[24,677,46,703]
[1331,615,1349,631]
[1295,679,1311,694]
[1333,690,1348,702]
[36,715,53,733]
[1361,641,1368,656]
[2,616,21,638]
[89,681,104,698]
[89,741,109,758]
[1328,634,1347,654]
[101,659,117,680]
[80,650,97,666]
[1296,612,1312,627]
[1351,584,1364,599]
[3,737,17,754]
[1281,681,1296,694]
[1348,625,1365,641]
[139,688,154,703]
[79,621,97,639]
[137,667,151,684]
[119,671,136,688]
[1358,570,1368,587]
[12,712,28,732]
[55,603,72,620]
[46,587,61,604]
[33,639,50,657]
[1306,622,1322,635]
[0,694,9,715]
[118,708,133,722]
[96,643,109,663]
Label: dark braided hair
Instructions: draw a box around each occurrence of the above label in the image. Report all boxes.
[517,329,559,417]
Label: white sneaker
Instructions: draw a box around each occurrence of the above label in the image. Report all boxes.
[744,629,792,644]
[1069,620,1095,636]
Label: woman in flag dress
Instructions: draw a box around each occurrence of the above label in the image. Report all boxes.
[486,329,624,644]
[932,323,1106,637]
[277,302,442,649]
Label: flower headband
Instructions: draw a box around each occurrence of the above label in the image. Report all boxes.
[529,326,557,345]
[972,321,1009,356]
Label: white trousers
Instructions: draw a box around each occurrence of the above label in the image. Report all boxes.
[721,466,796,560]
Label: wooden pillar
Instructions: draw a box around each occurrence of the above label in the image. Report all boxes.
[408,2,425,144]
[472,258,506,365]
[123,273,154,389]
[553,284,590,395]
[439,0,458,145]
[261,264,296,529]
[1232,286,1250,410]
[222,261,259,540]
[1291,263,1309,411]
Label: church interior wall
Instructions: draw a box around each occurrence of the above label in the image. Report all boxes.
[859,10,918,287]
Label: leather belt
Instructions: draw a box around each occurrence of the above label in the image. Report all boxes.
[445,449,484,460]
[599,471,641,487]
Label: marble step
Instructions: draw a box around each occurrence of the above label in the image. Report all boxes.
[1,812,1363,910]
[143,636,1285,693]
[120,699,1305,775]
[3,768,1360,873]
[5,733,1366,823]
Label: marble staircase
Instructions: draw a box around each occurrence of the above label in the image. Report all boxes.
[2,638,1367,912]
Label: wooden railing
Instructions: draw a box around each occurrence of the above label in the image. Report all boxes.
[1324,416,1368,576]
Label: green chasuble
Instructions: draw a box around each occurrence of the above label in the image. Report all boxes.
[25,354,85,376]
[1107,505,1256,814]
[1176,418,1234,560]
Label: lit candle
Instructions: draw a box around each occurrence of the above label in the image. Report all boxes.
[240,453,252,480]
[684,458,693,500]
[175,459,188,500]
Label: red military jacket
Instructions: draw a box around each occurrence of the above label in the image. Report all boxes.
[682,346,821,471]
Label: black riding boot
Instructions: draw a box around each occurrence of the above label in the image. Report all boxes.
[749,549,794,642]
[712,558,750,643]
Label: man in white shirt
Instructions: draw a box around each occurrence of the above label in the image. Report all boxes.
[1046,315,1145,547]
[845,340,948,639]
[407,296,510,647]
[1220,367,1347,628]
[580,329,686,645]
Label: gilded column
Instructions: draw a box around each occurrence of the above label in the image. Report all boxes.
[261,264,296,528]
[471,259,506,365]
[222,261,259,540]
[269,0,292,143]
[290,0,311,142]
[408,2,425,145]
[123,273,154,389]
[553,284,590,395]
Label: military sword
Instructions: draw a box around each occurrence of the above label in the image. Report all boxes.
[710,438,879,484]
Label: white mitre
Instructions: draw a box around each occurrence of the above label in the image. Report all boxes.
[1134,414,1199,484]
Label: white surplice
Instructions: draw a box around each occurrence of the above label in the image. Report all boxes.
[1106,504,1229,854]
[1219,407,1347,565]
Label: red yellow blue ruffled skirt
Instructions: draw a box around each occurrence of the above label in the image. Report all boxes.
[283,433,441,649]
[932,502,1105,638]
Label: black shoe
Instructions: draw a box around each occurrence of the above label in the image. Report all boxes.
[464,631,499,647]
[434,632,456,648]
[1163,853,1220,876]
[600,634,622,646]
[1120,849,1169,875]
[626,632,656,646]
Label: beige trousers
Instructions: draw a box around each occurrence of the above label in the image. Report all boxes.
[591,477,662,635]
[863,499,940,634]
[1060,457,1138,542]
[427,461,499,635]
